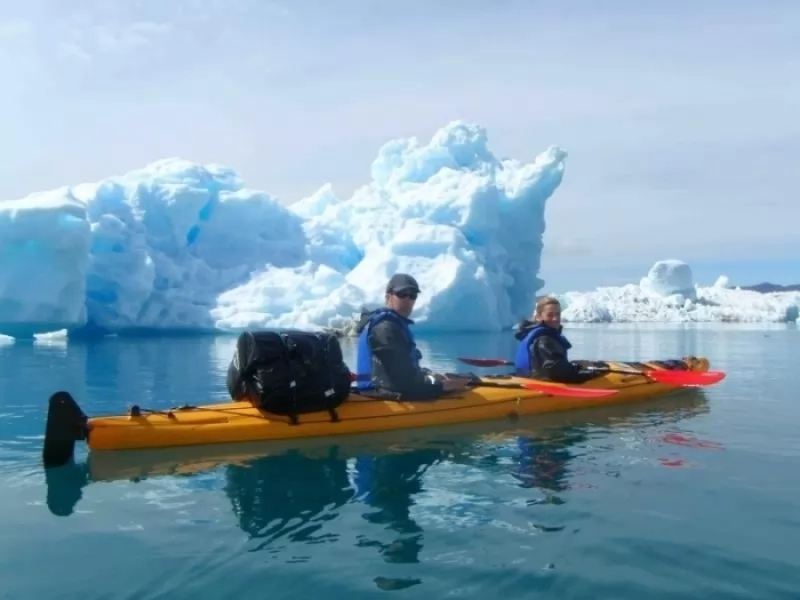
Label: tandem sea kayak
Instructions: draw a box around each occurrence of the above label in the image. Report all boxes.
[42,356,720,467]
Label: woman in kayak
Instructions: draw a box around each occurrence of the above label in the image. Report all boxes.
[513,296,596,383]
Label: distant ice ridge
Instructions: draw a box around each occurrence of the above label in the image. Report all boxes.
[0,121,567,337]
[558,260,800,323]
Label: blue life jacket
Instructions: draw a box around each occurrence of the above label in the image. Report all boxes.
[514,323,572,377]
[351,455,376,502]
[355,309,422,391]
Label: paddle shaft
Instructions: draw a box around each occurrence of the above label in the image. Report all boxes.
[456,357,725,387]
[457,356,696,377]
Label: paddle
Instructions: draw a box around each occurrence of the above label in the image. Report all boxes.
[456,357,726,387]
[349,371,618,398]
[475,379,618,398]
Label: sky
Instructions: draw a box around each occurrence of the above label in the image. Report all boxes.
[1,0,798,292]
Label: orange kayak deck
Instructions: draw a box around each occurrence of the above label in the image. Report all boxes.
[84,357,711,452]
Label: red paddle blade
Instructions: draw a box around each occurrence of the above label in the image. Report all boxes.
[645,370,726,386]
[458,357,514,367]
[519,381,619,398]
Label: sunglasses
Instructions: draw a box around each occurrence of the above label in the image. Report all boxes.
[394,291,418,300]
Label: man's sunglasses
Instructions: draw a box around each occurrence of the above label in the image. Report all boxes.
[394,291,418,300]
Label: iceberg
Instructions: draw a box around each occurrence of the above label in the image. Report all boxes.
[0,121,567,337]
[2,121,797,339]
[0,190,92,337]
[558,260,800,323]
[639,259,696,301]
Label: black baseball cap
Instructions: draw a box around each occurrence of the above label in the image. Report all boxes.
[386,273,421,294]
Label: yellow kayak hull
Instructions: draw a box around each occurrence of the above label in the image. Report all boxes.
[81,356,711,452]
[84,389,710,484]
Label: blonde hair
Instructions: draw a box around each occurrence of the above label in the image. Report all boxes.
[533,295,561,319]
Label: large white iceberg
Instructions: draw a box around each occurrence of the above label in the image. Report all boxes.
[2,122,798,339]
[0,121,567,337]
[559,259,800,323]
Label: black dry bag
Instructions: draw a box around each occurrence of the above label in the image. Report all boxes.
[226,330,352,424]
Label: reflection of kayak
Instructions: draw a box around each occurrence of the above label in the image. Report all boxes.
[43,356,713,464]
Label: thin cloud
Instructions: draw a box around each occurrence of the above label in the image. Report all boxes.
[54,16,173,62]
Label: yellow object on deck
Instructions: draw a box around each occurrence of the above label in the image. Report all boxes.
[77,356,711,453]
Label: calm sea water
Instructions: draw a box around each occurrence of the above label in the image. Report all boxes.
[2,323,799,599]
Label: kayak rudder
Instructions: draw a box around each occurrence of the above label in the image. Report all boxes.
[43,391,89,469]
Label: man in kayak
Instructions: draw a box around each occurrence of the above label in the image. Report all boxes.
[513,296,596,383]
[354,273,472,399]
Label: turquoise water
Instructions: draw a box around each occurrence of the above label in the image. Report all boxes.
[2,324,799,598]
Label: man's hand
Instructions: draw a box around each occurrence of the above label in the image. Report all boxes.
[440,373,472,392]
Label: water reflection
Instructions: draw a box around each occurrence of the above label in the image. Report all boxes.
[513,431,586,493]
[460,388,711,503]
[43,461,87,517]
[44,388,709,532]
[223,445,448,565]
[224,446,354,552]
[350,447,447,564]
